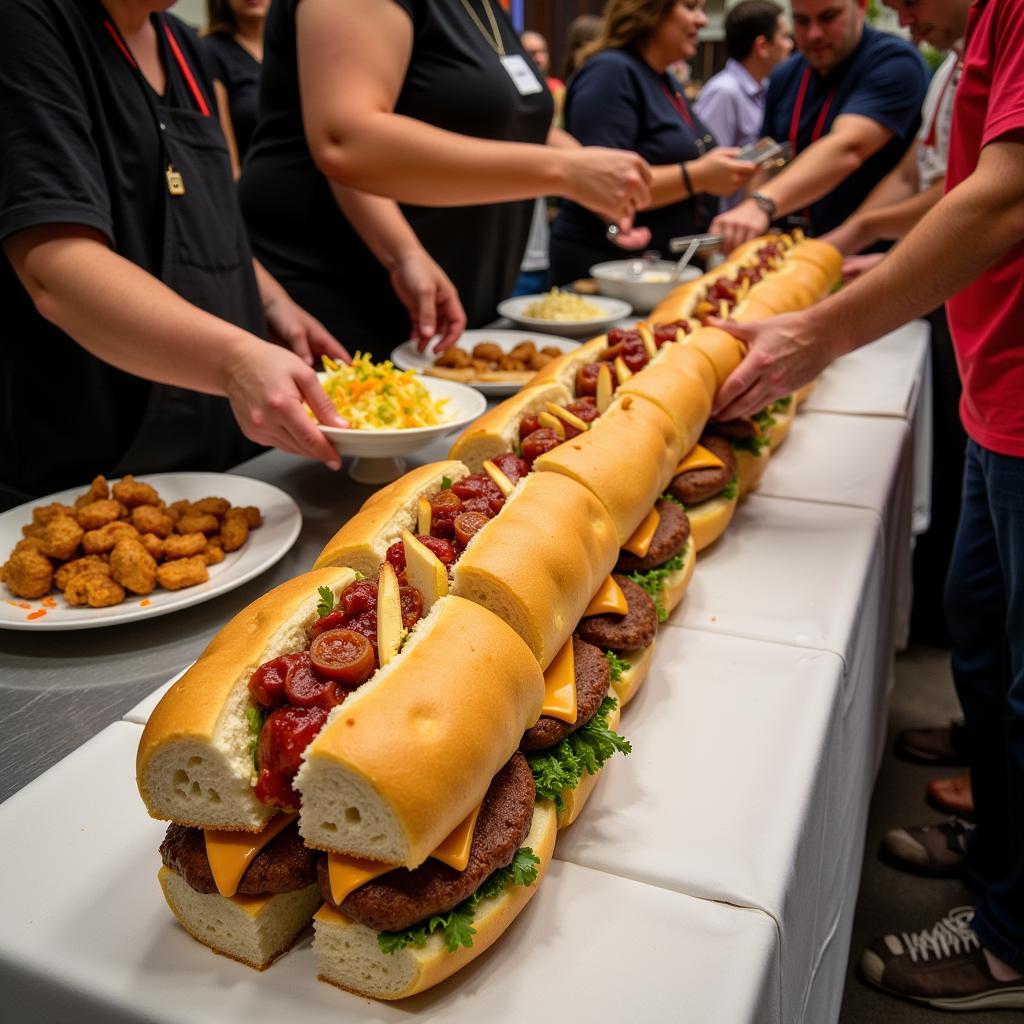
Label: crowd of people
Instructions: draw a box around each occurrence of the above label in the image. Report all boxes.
[0,0,1021,1011]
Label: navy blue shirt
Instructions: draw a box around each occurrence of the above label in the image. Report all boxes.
[762,25,927,236]
[552,48,715,269]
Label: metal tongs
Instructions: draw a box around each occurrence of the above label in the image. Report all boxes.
[667,232,724,257]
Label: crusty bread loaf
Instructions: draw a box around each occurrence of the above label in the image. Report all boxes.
[683,327,746,391]
[314,460,470,576]
[158,866,320,970]
[618,343,713,456]
[296,596,544,867]
[533,394,682,545]
[524,335,608,392]
[609,641,656,707]
[448,382,573,470]
[452,472,619,669]
[137,567,359,831]
[788,237,843,282]
[312,800,558,1000]
[688,491,739,553]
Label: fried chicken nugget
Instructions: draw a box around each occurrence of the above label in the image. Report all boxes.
[111,474,160,508]
[219,509,249,552]
[176,512,220,535]
[140,533,165,560]
[202,540,225,566]
[76,498,127,530]
[131,504,173,538]
[165,499,190,523]
[163,532,207,559]
[109,538,157,595]
[55,555,112,591]
[2,548,54,599]
[31,501,77,527]
[39,515,85,561]
[82,521,140,555]
[64,572,125,608]
[157,555,209,591]
[190,496,231,517]
[241,506,262,529]
[13,536,47,556]
[74,475,109,509]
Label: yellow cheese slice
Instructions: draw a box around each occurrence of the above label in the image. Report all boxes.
[622,506,660,558]
[613,355,632,382]
[417,496,431,536]
[376,561,403,666]
[545,402,589,433]
[482,459,515,496]
[327,853,394,905]
[540,636,577,723]
[205,813,298,898]
[400,529,448,613]
[583,575,628,617]
[673,443,726,476]
[637,324,657,358]
[430,802,484,872]
[596,362,614,413]
[537,411,566,439]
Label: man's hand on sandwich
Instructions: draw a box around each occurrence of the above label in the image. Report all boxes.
[709,198,770,256]
[709,310,843,421]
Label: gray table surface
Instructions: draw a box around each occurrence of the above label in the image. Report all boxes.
[0,435,457,805]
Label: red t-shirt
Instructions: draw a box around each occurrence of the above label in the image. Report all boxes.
[945,0,1024,456]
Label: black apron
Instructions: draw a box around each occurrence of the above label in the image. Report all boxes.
[107,13,262,477]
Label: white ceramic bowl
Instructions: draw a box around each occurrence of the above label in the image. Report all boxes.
[589,260,702,313]
[317,375,486,484]
[497,293,632,338]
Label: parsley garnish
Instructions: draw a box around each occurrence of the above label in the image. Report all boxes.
[627,545,687,622]
[770,396,793,414]
[377,847,540,954]
[722,476,739,501]
[660,491,685,508]
[440,476,453,490]
[604,649,630,683]
[526,697,631,810]
[316,585,335,618]
[246,705,269,774]
[730,433,770,456]
[752,408,776,433]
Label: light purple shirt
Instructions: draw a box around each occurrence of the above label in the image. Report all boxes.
[694,59,766,210]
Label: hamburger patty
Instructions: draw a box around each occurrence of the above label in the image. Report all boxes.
[576,575,657,651]
[519,637,610,752]
[615,498,690,573]
[668,434,736,506]
[160,820,319,895]
[322,752,535,932]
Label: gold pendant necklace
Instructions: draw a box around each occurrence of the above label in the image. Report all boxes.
[458,0,505,57]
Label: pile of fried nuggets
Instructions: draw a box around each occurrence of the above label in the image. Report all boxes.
[0,475,262,607]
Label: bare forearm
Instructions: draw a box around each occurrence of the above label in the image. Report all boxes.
[857,180,944,247]
[760,134,862,217]
[548,126,580,149]
[329,183,422,267]
[648,163,688,209]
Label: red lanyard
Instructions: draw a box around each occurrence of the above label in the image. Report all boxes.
[788,67,835,154]
[104,17,210,117]
[922,59,960,148]
[661,81,695,129]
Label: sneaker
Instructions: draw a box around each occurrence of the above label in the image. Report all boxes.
[927,772,975,817]
[881,817,972,876]
[861,907,1024,1010]
[895,720,968,765]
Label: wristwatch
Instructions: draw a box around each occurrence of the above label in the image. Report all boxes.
[749,191,777,220]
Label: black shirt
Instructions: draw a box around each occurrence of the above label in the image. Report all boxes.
[201,32,261,161]
[240,0,553,358]
[551,48,715,274]
[0,0,260,504]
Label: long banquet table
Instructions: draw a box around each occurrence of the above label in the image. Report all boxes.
[0,321,930,1023]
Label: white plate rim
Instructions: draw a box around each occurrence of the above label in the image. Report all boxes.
[0,472,302,631]
[497,293,633,330]
[390,329,581,396]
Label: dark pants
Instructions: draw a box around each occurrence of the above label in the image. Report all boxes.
[945,439,1024,969]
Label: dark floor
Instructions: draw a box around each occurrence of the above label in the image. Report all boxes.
[838,645,1004,1023]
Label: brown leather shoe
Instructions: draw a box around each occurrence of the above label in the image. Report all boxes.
[895,720,968,765]
[881,817,972,876]
[861,907,1024,1010]
[928,772,975,817]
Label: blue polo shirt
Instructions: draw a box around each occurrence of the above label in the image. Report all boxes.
[762,25,927,235]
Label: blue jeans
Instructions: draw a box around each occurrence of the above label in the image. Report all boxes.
[945,439,1024,970]
[511,270,548,297]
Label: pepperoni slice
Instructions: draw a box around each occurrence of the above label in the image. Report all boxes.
[309,629,376,686]
[282,651,341,709]
[248,653,297,708]
[416,534,456,566]
[400,586,423,629]
[521,427,562,466]
[454,510,491,548]
[341,579,377,618]
[310,608,346,638]
[492,451,528,485]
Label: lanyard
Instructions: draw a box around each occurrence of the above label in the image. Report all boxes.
[922,59,961,148]
[788,67,835,154]
[659,81,713,154]
[104,15,211,194]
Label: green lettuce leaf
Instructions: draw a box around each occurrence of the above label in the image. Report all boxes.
[246,705,269,774]
[627,546,687,622]
[770,395,793,414]
[730,433,770,456]
[722,476,739,501]
[604,649,630,683]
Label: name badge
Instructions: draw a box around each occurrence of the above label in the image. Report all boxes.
[500,55,543,96]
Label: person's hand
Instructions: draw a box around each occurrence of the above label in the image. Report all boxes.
[388,249,467,354]
[840,252,885,283]
[224,341,348,469]
[264,292,351,366]
[708,311,843,421]
[710,199,770,255]
[689,148,758,198]
[564,147,653,227]
[607,221,653,251]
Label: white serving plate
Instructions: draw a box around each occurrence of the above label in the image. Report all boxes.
[497,293,632,338]
[317,375,486,484]
[0,473,300,631]
[589,259,701,313]
[0,722,781,1024]
[391,329,579,396]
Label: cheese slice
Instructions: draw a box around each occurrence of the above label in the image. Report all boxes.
[583,575,628,617]
[417,496,431,535]
[327,853,395,905]
[596,363,614,413]
[637,324,657,358]
[205,812,298,898]
[673,443,726,476]
[622,506,660,558]
[613,355,632,382]
[538,411,566,439]
[545,402,588,433]
[540,637,577,723]
[430,802,484,871]
[482,459,515,496]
